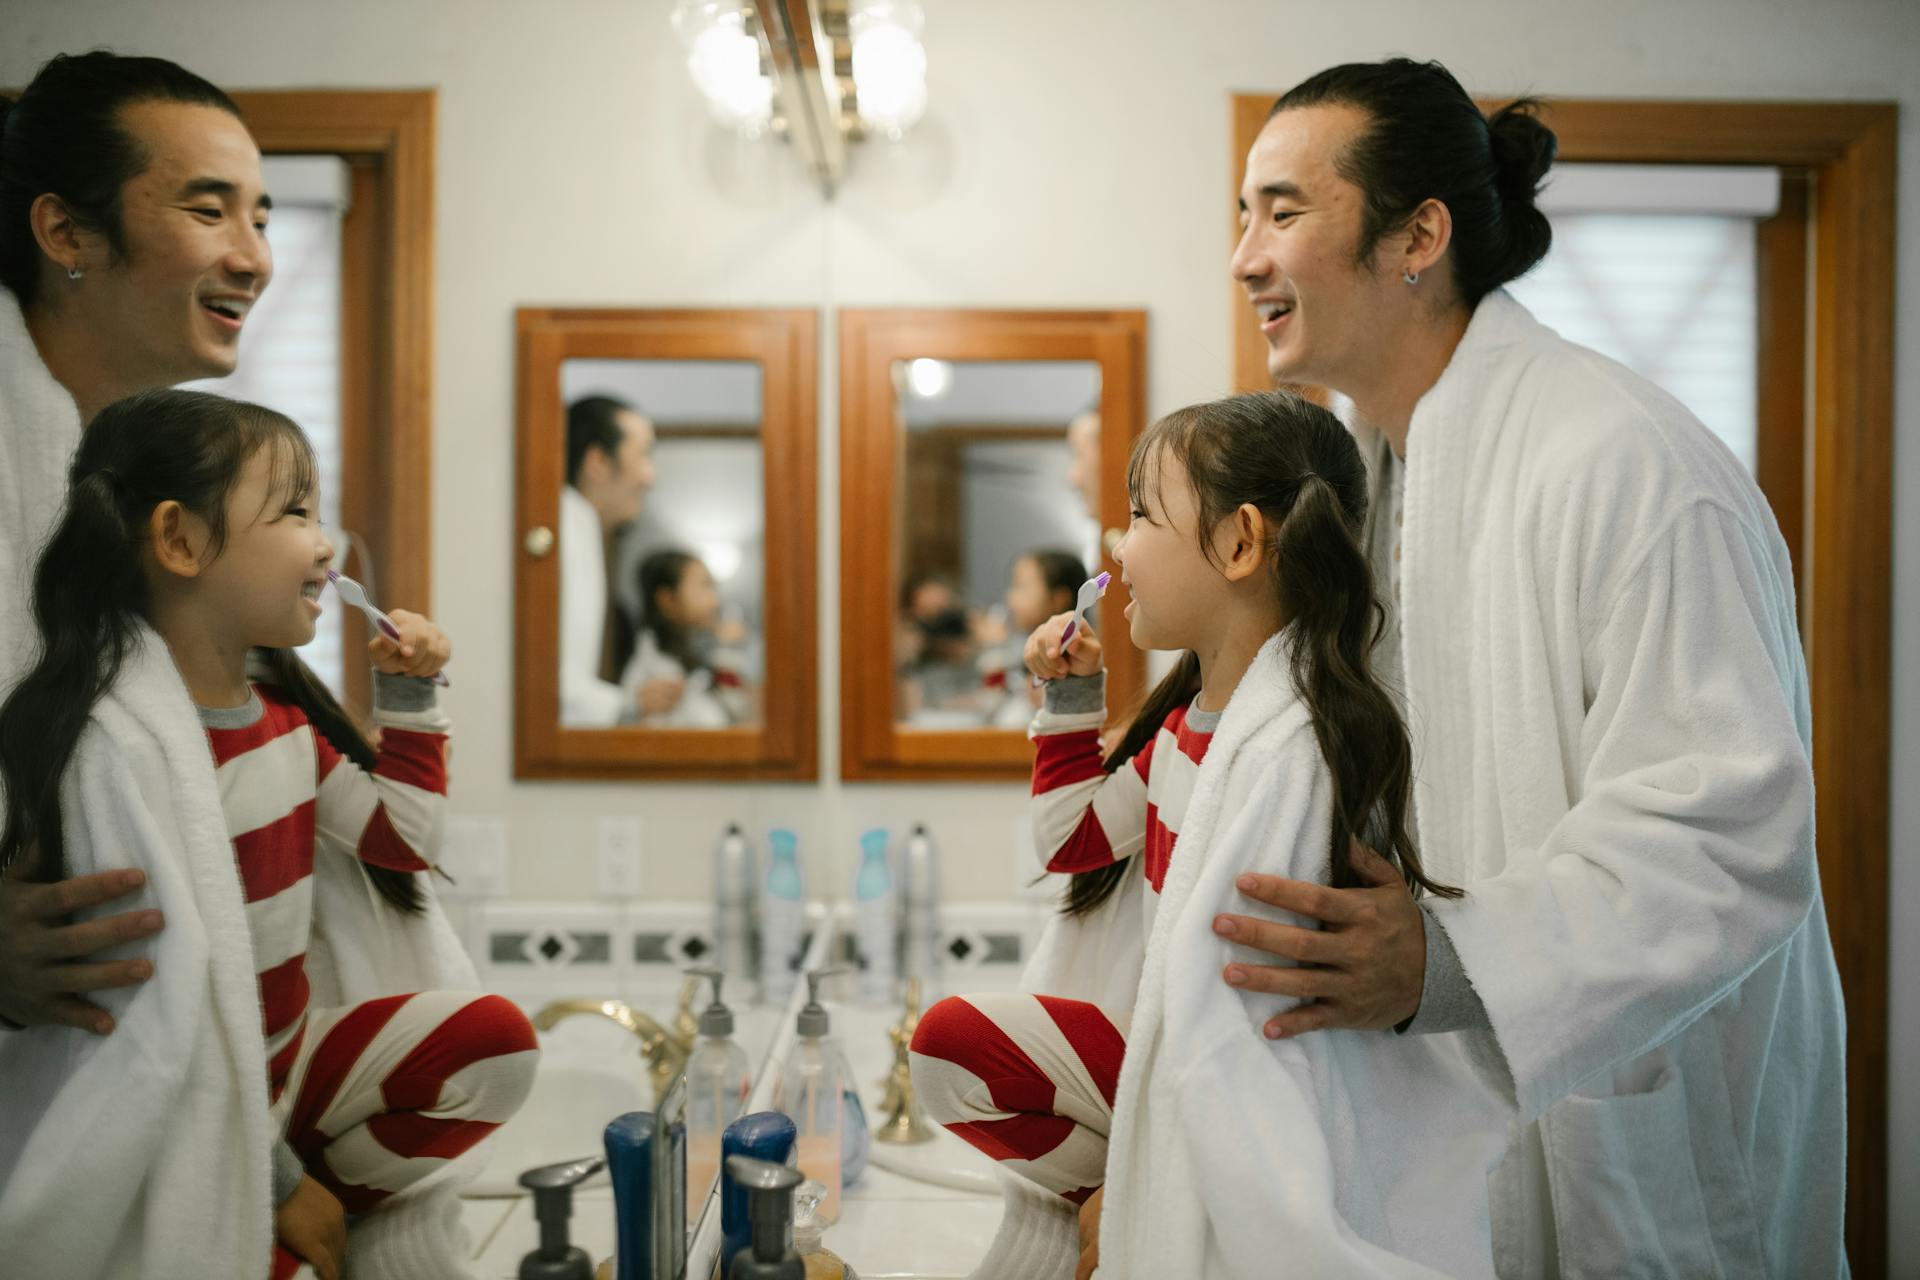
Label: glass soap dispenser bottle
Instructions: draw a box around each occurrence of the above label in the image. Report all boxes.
[684,967,754,1228]
[774,967,847,1224]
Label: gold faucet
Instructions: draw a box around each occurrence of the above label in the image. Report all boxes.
[875,976,934,1144]
[531,990,698,1102]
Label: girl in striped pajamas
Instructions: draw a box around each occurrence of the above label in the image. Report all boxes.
[0,390,537,1280]
[909,393,1461,1278]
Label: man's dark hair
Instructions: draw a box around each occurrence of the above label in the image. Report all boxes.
[1,51,243,306]
[565,395,638,486]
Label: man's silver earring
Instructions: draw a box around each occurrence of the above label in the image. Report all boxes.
[1402,269,1419,286]
[66,265,83,281]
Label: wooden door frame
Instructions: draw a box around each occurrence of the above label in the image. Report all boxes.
[1233,93,1896,1273]
[839,309,1149,781]
[230,90,436,714]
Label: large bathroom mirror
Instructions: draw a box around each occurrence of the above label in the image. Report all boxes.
[514,309,818,779]
[839,309,1148,780]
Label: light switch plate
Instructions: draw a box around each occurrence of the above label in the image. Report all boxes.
[441,815,509,898]
[595,818,646,899]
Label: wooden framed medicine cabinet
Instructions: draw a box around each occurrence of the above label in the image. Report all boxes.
[513,307,819,780]
[839,308,1149,781]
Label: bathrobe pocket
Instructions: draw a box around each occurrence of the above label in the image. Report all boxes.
[1540,1053,1723,1279]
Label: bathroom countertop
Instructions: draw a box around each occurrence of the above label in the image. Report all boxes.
[467,992,1015,1279]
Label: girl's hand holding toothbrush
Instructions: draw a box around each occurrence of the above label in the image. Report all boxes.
[1025,610,1104,681]
[368,609,451,681]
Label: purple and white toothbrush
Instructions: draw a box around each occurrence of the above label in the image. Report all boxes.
[1058,570,1111,650]
[326,568,451,687]
[1035,570,1111,685]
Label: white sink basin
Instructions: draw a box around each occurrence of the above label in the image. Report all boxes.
[465,1052,651,1197]
[865,1125,1000,1195]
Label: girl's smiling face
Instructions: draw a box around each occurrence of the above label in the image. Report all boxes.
[657,558,721,631]
[1005,556,1070,634]
[1112,444,1236,653]
[189,440,335,651]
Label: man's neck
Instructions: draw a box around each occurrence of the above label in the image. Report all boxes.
[24,301,153,424]
[1341,305,1472,461]
[147,597,251,709]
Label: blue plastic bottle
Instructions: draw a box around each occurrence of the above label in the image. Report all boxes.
[760,828,805,1001]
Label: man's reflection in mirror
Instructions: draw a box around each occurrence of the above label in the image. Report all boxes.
[559,394,665,726]
[1064,404,1103,571]
[608,549,751,727]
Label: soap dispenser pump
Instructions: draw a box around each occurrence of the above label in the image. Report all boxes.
[684,966,754,1227]
[517,1155,607,1280]
[776,967,849,1223]
[725,1155,804,1280]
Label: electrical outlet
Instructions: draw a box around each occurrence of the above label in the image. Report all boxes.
[595,818,646,899]
[440,815,509,898]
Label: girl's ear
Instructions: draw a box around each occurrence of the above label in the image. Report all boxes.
[147,501,211,579]
[1217,503,1270,583]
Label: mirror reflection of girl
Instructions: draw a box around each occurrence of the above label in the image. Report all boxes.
[619,548,749,728]
[0,391,538,1280]
[984,548,1085,728]
[909,392,1511,1280]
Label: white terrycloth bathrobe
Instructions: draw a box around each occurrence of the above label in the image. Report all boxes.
[1033,637,1515,1279]
[0,290,486,1279]
[1389,292,1846,1277]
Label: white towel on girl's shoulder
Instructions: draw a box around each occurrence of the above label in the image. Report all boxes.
[1077,634,1513,1279]
[0,633,482,1280]
[2,290,484,1277]
[0,626,278,1276]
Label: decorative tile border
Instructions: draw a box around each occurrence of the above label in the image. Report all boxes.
[471,901,717,1005]
[471,899,1050,1004]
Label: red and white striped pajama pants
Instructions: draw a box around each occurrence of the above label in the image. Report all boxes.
[270,990,539,1280]
[908,992,1129,1206]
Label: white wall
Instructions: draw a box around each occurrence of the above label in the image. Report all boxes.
[8,0,1917,1264]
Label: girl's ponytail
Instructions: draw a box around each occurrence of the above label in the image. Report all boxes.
[256,647,426,916]
[1271,473,1457,899]
[1058,651,1203,918]
[0,472,150,879]
[1106,391,1458,908]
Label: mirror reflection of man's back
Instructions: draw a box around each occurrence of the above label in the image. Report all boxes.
[559,395,656,726]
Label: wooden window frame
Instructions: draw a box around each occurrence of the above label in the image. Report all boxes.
[1232,93,1896,1274]
[512,308,819,781]
[838,308,1148,781]
[230,90,435,717]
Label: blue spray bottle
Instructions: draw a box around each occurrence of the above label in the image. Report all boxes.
[759,828,805,1002]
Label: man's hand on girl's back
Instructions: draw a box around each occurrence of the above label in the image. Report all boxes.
[0,870,162,1033]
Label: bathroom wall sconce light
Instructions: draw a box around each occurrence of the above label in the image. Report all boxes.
[670,0,928,195]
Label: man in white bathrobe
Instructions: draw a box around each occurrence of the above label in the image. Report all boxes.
[1196,60,1845,1279]
[0,53,273,1036]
